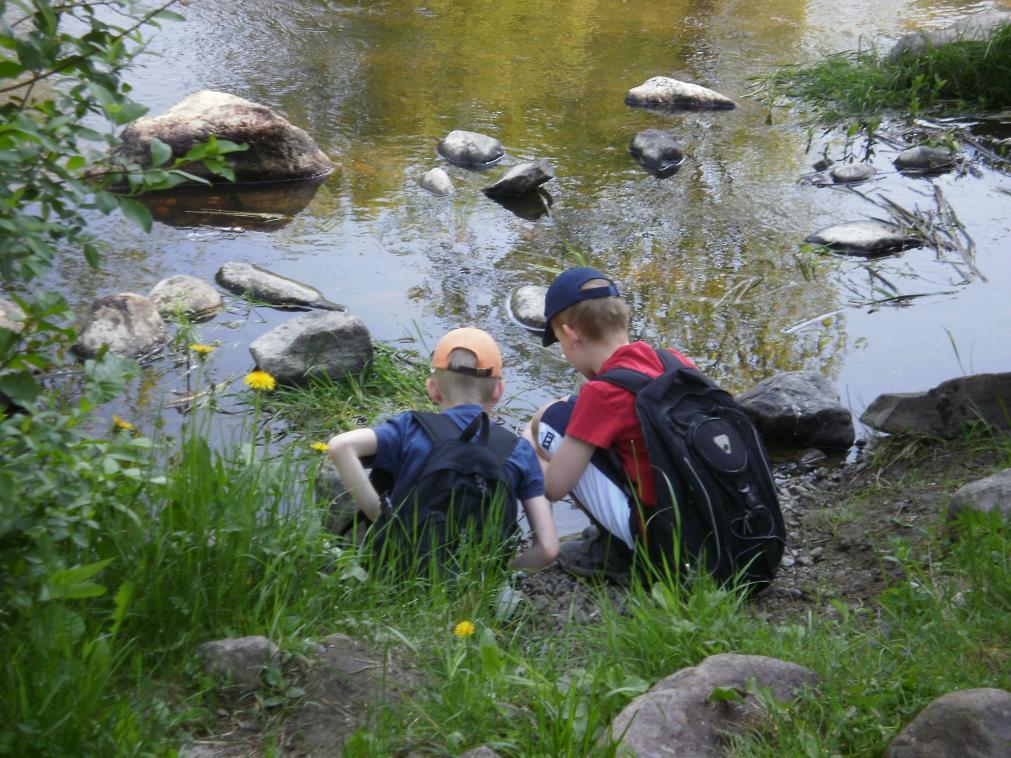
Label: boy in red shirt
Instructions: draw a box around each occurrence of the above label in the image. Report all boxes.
[524,267,695,580]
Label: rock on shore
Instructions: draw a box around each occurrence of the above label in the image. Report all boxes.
[249,310,373,384]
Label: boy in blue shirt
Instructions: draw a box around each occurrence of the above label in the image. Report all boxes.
[328,327,559,570]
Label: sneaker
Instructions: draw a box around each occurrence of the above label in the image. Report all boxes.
[557,525,633,583]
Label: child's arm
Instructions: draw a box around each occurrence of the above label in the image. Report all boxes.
[327,429,382,522]
[511,494,559,570]
[542,435,596,502]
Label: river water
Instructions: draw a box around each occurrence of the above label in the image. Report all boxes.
[61,0,1010,464]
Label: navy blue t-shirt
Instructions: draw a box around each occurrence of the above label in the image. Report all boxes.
[372,404,544,502]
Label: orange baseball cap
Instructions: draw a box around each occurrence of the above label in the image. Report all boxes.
[431,327,503,378]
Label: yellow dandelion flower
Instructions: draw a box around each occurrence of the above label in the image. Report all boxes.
[453,620,475,639]
[311,442,329,452]
[244,370,277,391]
[189,343,214,355]
[111,415,135,431]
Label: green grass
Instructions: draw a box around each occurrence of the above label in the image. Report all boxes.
[755,22,1011,121]
[3,346,1010,756]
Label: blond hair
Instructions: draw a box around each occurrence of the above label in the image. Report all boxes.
[432,347,502,405]
[550,278,630,343]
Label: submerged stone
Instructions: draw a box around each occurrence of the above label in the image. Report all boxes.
[419,167,454,196]
[805,220,921,256]
[830,163,875,183]
[112,91,333,183]
[74,293,168,359]
[437,130,504,167]
[215,261,345,311]
[625,76,737,111]
[482,159,555,198]
[629,129,684,175]
[894,145,956,173]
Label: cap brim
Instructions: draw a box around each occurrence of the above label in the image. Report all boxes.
[541,323,558,347]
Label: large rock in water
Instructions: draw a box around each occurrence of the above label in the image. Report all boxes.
[890,10,1011,59]
[861,372,1011,439]
[885,688,1011,757]
[112,91,334,183]
[609,654,817,756]
[437,130,504,168]
[894,145,956,173]
[805,220,921,256]
[830,163,875,183]
[738,371,855,449]
[625,76,736,111]
[148,275,223,320]
[948,469,1011,520]
[0,297,25,332]
[629,129,684,175]
[216,261,344,311]
[74,293,168,358]
[509,285,547,330]
[249,311,373,384]
[483,160,555,198]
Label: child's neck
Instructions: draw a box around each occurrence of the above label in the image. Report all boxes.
[585,334,631,377]
[437,399,492,412]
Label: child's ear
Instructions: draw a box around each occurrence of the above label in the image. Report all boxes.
[426,376,442,404]
[560,322,581,344]
[491,379,504,404]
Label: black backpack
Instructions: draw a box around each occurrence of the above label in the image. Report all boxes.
[597,348,785,591]
[370,411,520,572]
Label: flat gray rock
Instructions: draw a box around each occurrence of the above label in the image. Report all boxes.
[629,129,685,175]
[197,635,280,694]
[216,261,345,311]
[805,220,921,256]
[894,145,956,173]
[830,163,875,183]
[0,297,25,332]
[885,688,1011,757]
[149,275,223,320]
[112,91,333,183]
[74,293,169,359]
[890,10,1011,59]
[949,469,1011,520]
[483,159,555,198]
[249,310,373,384]
[610,654,817,757]
[437,130,504,167]
[860,372,1011,439]
[419,167,454,196]
[738,371,855,449]
[509,285,547,330]
[625,76,736,111]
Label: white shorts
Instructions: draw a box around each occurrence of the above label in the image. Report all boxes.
[537,398,635,549]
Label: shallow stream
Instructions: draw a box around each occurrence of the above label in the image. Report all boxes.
[54,1,1010,516]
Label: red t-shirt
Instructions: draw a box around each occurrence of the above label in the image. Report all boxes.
[565,341,696,507]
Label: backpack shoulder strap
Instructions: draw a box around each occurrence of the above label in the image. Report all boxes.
[596,366,652,395]
[654,346,687,371]
[412,411,464,443]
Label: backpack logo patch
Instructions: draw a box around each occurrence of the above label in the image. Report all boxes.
[713,433,732,455]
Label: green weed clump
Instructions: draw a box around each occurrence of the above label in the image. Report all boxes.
[757,22,1011,121]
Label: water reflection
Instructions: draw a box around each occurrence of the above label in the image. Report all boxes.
[140,176,328,230]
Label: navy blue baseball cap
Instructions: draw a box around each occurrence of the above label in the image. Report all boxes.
[542,266,620,346]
